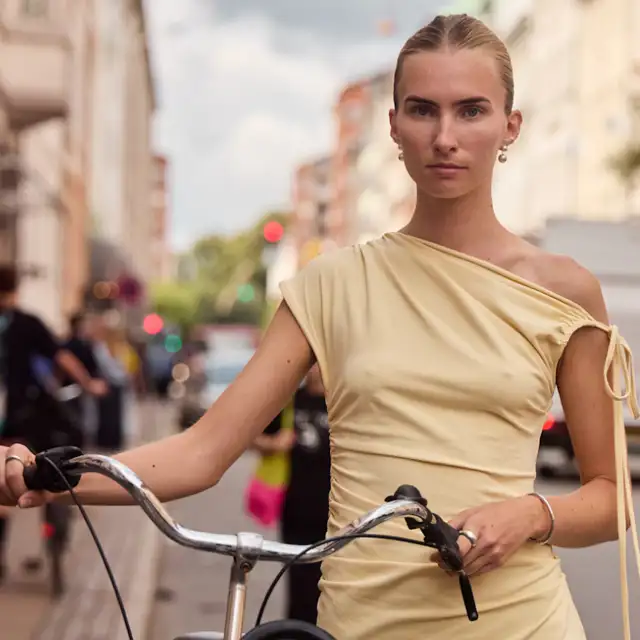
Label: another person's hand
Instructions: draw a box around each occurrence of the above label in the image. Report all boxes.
[431,495,551,576]
[87,378,108,397]
[0,444,50,508]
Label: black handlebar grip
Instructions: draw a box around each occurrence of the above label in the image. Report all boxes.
[22,464,42,491]
[23,446,83,493]
[459,573,479,622]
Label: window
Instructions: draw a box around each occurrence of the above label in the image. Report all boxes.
[21,0,48,17]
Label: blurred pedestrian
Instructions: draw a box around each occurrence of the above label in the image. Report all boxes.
[0,265,105,580]
[91,317,128,451]
[253,364,329,624]
[61,311,103,445]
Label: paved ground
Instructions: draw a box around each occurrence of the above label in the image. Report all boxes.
[0,398,173,640]
[538,476,640,639]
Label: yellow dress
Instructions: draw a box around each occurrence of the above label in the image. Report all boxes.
[279,231,640,640]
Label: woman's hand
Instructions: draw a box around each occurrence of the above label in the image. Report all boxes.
[0,444,49,508]
[252,429,296,455]
[431,495,551,577]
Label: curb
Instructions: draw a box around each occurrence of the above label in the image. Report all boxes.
[116,516,162,640]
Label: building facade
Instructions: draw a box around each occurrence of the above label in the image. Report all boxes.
[150,154,171,282]
[291,155,333,268]
[0,0,88,331]
[89,0,156,291]
[0,0,157,333]
[353,71,414,245]
[327,80,371,247]
[485,0,640,237]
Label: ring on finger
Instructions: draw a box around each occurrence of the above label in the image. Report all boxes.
[458,529,478,548]
[5,455,25,467]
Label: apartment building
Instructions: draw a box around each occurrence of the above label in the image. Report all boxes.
[150,154,171,282]
[0,0,85,332]
[291,155,333,268]
[485,0,640,236]
[353,71,414,245]
[89,0,156,292]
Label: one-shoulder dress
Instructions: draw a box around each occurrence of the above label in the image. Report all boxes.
[279,231,640,640]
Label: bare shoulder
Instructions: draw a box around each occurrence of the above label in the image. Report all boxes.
[511,245,608,323]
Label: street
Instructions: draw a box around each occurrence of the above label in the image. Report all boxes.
[539,477,640,639]
[148,454,640,639]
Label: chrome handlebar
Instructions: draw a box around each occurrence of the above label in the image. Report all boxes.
[61,454,433,563]
[23,446,479,622]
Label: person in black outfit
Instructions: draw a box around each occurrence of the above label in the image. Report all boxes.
[0,265,106,581]
[62,312,101,382]
[255,364,329,625]
[61,311,102,441]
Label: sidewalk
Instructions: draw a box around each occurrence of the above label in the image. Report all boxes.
[0,398,174,640]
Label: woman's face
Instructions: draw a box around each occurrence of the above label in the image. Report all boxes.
[390,48,522,200]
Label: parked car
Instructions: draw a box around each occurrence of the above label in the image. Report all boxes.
[538,390,640,478]
[177,347,255,429]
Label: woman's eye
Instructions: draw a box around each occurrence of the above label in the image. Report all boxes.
[462,106,482,118]
[410,104,434,117]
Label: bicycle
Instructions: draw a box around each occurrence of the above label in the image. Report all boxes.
[23,446,479,640]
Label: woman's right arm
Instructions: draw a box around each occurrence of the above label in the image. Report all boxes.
[1,303,314,507]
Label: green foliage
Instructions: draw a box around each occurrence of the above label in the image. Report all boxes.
[151,210,291,329]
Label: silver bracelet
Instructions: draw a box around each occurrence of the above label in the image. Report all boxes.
[528,492,555,545]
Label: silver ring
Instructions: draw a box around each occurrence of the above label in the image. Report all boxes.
[458,529,478,547]
[5,455,25,466]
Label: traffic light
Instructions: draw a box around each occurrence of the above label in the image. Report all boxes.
[237,284,255,303]
[164,334,182,353]
[143,313,164,335]
[263,220,284,243]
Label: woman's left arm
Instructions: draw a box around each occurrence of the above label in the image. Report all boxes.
[538,267,622,547]
[441,261,627,576]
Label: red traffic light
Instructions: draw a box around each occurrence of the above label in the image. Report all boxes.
[263,221,284,243]
[143,313,164,335]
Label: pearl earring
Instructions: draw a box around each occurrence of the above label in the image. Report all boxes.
[498,144,508,163]
[398,148,404,161]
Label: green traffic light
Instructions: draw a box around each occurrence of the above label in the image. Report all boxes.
[164,334,182,353]
[237,284,255,303]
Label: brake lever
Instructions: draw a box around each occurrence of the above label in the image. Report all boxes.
[417,514,479,622]
[385,487,478,622]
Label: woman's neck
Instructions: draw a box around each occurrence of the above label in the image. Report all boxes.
[402,185,508,252]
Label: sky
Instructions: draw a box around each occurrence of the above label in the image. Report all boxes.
[145,0,448,251]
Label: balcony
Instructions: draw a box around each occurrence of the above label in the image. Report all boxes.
[0,0,71,130]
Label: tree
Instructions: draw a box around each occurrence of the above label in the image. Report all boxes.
[149,281,199,336]
[161,210,292,328]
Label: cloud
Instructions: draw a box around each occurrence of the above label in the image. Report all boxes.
[145,0,447,250]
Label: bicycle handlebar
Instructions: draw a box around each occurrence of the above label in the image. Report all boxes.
[23,446,479,621]
[25,451,432,562]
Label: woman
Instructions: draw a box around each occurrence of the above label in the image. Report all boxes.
[255,364,330,624]
[1,14,639,639]
[93,323,128,451]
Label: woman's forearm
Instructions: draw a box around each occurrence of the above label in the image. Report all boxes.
[542,477,622,548]
[56,427,218,506]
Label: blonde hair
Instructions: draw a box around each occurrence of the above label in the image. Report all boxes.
[393,14,514,114]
